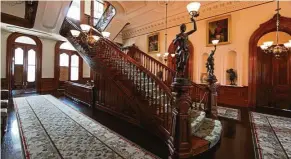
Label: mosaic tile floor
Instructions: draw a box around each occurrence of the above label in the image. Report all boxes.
[13,95,159,159]
[250,112,291,159]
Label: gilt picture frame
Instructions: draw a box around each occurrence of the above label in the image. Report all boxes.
[147,32,160,53]
[206,15,231,46]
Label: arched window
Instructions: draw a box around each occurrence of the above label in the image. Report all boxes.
[67,0,80,20]
[27,49,36,82]
[58,42,82,82]
[70,55,79,81]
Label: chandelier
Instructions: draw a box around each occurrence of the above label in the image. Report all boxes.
[69,22,110,46]
[260,0,291,59]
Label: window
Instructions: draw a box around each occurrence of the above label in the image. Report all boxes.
[14,48,24,65]
[60,53,69,66]
[70,55,79,81]
[27,49,36,82]
[93,0,105,25]
[67,0,80,20]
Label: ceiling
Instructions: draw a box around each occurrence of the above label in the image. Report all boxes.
[1,1,70,41]
[111,1,214,31]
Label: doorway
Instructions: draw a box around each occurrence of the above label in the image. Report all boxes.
[249,15,291,110]
[6,33,42,97]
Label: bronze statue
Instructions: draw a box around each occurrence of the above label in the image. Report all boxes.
[206,45,217,77]
[173,17,197,78]
[226,68,237,85]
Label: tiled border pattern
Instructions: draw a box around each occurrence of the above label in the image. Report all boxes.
[250,112,291,159]
[14,95,159,159]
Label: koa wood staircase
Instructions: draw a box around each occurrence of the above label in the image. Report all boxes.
[60,18,222,158]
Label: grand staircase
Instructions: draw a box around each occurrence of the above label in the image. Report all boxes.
[124,45,223,154]
[60,15,222,157]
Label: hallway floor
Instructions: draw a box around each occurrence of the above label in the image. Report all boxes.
[1,94,276,159]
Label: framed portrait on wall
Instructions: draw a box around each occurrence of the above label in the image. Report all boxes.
[206,15,231,46]
[147,32,159,53]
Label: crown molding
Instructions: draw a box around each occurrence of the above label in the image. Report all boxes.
[122,1,272,40]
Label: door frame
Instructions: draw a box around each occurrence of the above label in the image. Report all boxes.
[248,15,291,107]
[6,33,42,96]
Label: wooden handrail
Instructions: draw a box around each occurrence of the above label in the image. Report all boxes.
[123,46,210,112]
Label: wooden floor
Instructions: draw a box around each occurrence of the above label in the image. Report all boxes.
[2,94,257,159]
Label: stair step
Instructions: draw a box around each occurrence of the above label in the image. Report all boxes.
[190,110,206,134]
[193,118,222,148]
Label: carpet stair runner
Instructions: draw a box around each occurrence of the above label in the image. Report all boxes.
[189,110,222,153]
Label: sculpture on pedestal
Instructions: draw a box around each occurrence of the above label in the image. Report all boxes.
[226,68,237,85]
[173,17,197,78]
[206,41,218,83]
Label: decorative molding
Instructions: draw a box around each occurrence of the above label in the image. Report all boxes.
[122,1,271,39]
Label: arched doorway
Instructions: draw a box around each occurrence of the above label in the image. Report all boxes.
[248,15,291,109]
[167,40,194,80]
[6,33,42,96]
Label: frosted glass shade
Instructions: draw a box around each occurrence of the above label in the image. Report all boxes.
[263,41,273,47]
[92,35,100,41]
[171,54,175,57]
[187,2,201,13]
[156,53,161,57]
[102,32,110,38]
[284,42,291,48]
[289,40,291,43]
[80,24,91,32]
[70,30,80,37]
[164,52,169,57]
[260,45,268,50]
[212,40,219,45]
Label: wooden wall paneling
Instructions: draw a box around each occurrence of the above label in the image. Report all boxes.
[6,33,42,96]
[1,78,8,90]
[217,86,249,107]
[40,78,56,93]
[248,15,291,107]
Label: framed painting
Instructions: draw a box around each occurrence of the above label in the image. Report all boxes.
[147,32,160,53]
[206,15,231,46]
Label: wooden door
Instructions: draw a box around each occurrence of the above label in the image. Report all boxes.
[256,47,291,109]
[12,44,37,92]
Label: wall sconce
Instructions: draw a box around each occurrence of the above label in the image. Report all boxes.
[102,31,111,38]
[187,2,201,18]
[70,30,80,37]
[163,52,169,63]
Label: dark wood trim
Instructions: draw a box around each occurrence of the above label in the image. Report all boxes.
[217,86,248,107]
[40,78,56,92]
[1,1,38,28]
[1,78,8,90]
[248,15,291,107]
[6,32,42,96]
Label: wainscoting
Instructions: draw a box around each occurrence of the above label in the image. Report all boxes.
[217,86,248,107]
[40,78,56,93]
[1,78,8,89]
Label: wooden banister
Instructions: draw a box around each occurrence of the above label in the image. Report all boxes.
[123,46,211,114]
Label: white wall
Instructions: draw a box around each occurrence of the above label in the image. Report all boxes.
[1,30,91,79]
[123,2,291,86]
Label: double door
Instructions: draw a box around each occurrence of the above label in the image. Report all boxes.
[12,43,37,91]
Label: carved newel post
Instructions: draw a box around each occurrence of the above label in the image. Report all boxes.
[205,40,220,118]
[170,8,199,157]
[171,78,193,158]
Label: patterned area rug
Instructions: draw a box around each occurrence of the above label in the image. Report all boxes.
[217,106,240,121]
[13,95,158,159]
[250,112,291,159]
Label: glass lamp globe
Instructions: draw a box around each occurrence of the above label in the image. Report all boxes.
[80,24,91,33]
[187,2,201,16]
[70,30,80,37]
[102,32,111,38]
